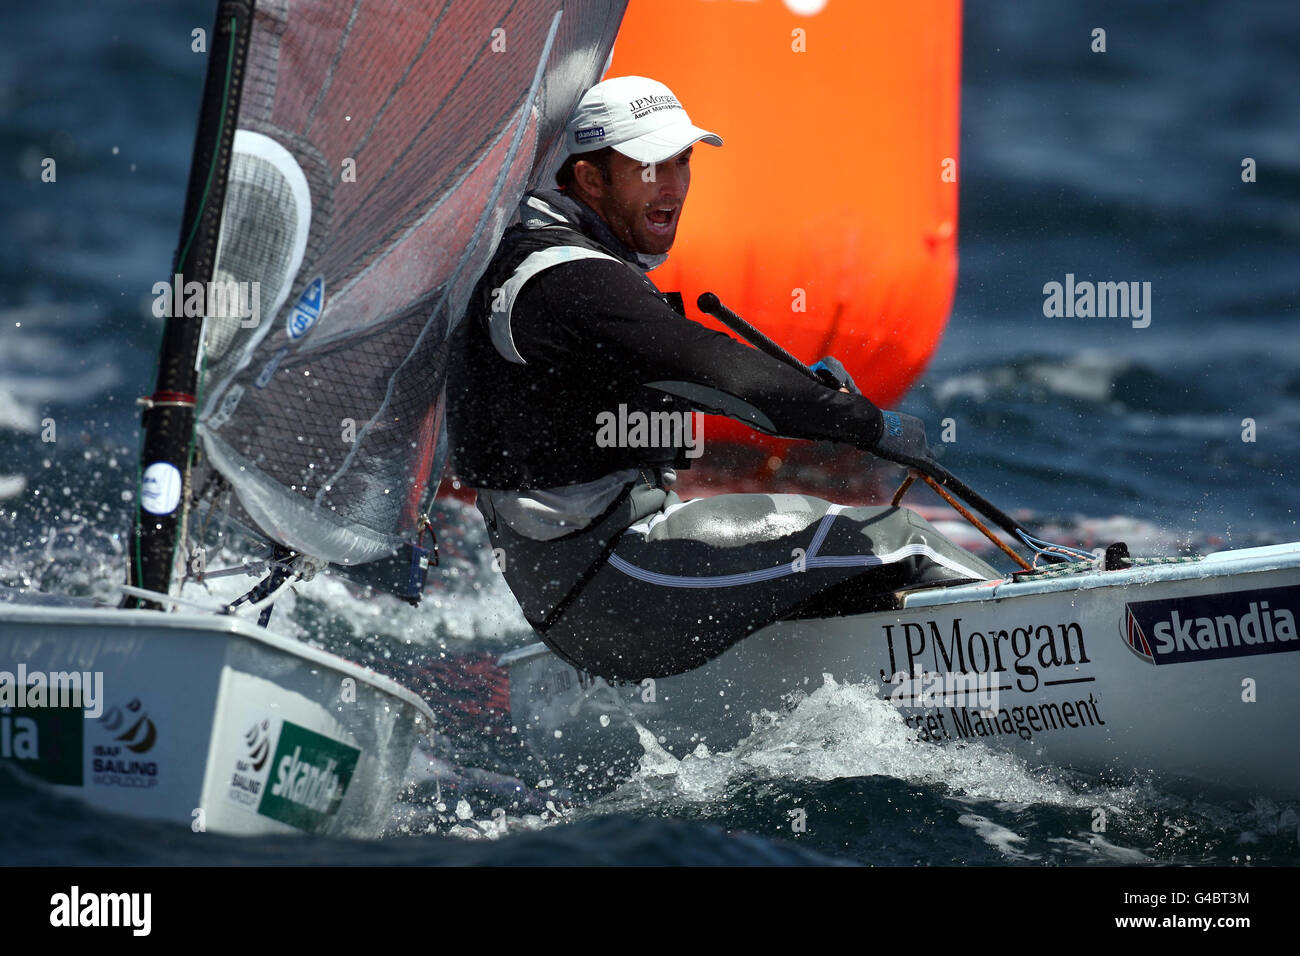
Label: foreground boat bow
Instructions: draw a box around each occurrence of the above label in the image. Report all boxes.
[0,597,434,835]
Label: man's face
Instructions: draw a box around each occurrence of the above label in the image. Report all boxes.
[583,147,693,256]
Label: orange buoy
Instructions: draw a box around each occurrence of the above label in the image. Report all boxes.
[609,0,962,452]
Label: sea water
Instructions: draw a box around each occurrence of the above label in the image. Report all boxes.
[2,0,1298,865]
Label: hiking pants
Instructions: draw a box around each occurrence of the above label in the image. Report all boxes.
[479,474,1000,680]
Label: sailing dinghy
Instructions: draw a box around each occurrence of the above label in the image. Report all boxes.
[504,540,1300,799]
[0,0,628,836]
[498,300,1300,800]
[484,1,1300,804]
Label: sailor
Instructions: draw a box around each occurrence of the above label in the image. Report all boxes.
[447,76,999,680]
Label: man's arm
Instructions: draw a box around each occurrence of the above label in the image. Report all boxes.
[512,259,885,449]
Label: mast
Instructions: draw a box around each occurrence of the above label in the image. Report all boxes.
[126,1,255,607]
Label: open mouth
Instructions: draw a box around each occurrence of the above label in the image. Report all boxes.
[645,205,677,234]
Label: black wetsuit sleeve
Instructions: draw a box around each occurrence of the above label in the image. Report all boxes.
[509,258,885,449]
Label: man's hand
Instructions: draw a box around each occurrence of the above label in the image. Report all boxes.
[871,410,937,473]
[810,356,859,395]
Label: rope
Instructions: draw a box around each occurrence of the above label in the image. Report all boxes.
[1016,553,1202,580]
[919,473,1032,571]
[890,473,916,506]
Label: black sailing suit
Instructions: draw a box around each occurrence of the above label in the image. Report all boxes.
[447,189,998,680]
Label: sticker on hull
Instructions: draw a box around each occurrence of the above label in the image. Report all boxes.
[90,698,160,790]
[0,699,84,786]
[1122,584,1300,665]
[225,716,360,833]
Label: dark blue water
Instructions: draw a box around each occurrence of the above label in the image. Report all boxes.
[2,0,1299,865]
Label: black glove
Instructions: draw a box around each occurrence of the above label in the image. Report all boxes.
[871,410,938,473]
[809,356,859,395]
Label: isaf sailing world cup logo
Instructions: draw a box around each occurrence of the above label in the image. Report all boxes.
[92,698,159,788]
[99,698,156,753]
[244,718,271,772]
[227,718,272,807]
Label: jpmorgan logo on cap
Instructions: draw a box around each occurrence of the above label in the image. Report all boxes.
[628,93,681,117]
[566,76,723,166]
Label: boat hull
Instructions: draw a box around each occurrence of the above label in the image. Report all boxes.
[503,543,1300,798]
[0,601,434,837]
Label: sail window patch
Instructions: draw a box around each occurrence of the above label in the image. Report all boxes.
[205,130,311,370]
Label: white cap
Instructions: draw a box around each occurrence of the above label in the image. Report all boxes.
[565,76,723,165]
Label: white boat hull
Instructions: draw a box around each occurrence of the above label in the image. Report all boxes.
[502,543,1300,798]
[0,601,434,836]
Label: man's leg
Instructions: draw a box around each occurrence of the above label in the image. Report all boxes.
[544,492,1001,680]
